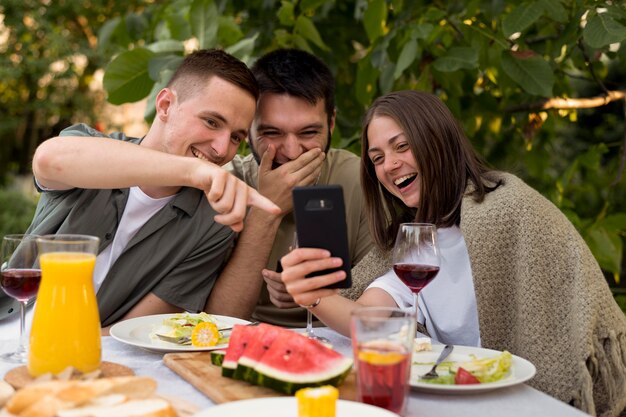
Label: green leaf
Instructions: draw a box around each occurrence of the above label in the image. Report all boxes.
[363,0,387,43]
[540,0,567,23]
[125,13,148,40]
[148,55,183,82]
[278,1,295,26]
[190,0,219,49]
[225,34,259,62]
[274,29,293,48]
[355,55,379,106]
[502,2,544,38]
[218,16,244,45]
[371,42,389,69]
[500,51,554,97]
[432,47,478,72]
[412,23,434,40]
[606,4,626,20]
[423,6,446,21]
[391,0,404,13]
[415,65,432,92]
[603,213,626,230]
[583,13,626,49]
[293,34,314,53]
[300,0,327,12]
[578,143,608,170]
[394,38,418,79]
[585,224,623,274]
[146,40,185,54]
[295,15,327,50]
[104,48,155,105]
[97,17,123,50]
[379,62,396,93]
[165,9,192,41]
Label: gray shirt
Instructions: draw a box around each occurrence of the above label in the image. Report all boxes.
[23,124,235,327]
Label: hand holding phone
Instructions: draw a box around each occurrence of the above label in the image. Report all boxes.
[292,185,352,289]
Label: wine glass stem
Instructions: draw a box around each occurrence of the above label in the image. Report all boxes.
[306,308,314,337]
[413,292,419,322]
[16,301,28,357]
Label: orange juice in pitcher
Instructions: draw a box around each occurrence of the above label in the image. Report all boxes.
[29,235,101,376]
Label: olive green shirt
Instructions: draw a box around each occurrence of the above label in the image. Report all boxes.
[24,124,235,327]
[226,149,372,327]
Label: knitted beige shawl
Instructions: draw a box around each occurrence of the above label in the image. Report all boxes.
[343,172,626,417]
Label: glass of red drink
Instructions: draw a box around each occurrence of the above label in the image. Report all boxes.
[392,223,440,317]
[0,234,41,363]
[351,307,416,416]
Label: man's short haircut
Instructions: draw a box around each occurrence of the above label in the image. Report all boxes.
[251,48,335,124]
[167,48,259,102]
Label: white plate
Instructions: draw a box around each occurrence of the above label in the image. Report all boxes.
[109,313,251,353]
[411,344,536,394]
[191,398,399,417]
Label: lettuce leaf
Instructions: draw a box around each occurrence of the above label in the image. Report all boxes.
[156,312,217,339]
[451,351,513,383]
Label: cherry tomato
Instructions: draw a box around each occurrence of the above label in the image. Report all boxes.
[455,367,480,384]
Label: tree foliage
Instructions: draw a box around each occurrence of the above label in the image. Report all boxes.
[0,0,147,182]
[3,0,626,283]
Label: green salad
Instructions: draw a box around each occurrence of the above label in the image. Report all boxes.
[415,350,513,385]
[154,312,218,339]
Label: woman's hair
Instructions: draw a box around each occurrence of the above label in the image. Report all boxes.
[360,90,500,250]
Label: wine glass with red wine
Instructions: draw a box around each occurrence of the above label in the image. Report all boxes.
[392,223,440,317]
[0,234,41,363]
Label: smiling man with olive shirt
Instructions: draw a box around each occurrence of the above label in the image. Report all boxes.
[16,49,279,332]
[205,49,372,327]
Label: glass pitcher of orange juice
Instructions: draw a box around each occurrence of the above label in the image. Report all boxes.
[29,234,101,376]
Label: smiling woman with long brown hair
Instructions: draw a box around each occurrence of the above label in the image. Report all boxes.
[279,90,626,416]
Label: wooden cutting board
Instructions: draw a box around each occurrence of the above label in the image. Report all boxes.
[163,352,357,404]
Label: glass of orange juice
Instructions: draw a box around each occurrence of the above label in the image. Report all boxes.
[28,234,100,376]
[351,307,416,416]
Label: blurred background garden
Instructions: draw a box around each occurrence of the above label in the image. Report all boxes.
[1,0,625,307]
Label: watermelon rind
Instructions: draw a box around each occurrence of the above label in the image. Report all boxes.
[255,359,352,395]
[210,350,226,367]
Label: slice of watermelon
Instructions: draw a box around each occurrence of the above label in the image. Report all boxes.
[233,323,288,383]
[221,325,259,377]
[254,331,353,395]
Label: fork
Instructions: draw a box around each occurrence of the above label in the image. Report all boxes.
[421,344,454,379]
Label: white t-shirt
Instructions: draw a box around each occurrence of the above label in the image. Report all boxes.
[366,226,481,347]
[93,186,175,293]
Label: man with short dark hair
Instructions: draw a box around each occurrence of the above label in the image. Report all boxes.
[206,49,372,327]
[20,49,279,332]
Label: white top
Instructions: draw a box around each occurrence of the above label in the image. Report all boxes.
[367,226,481,347]
[93,187,175,292]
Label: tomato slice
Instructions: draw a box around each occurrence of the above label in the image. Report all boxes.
[455,367,480,384]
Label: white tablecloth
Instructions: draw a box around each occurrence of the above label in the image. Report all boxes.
[0,317,590,417]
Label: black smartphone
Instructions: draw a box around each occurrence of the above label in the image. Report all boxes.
[292,185,352,289]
